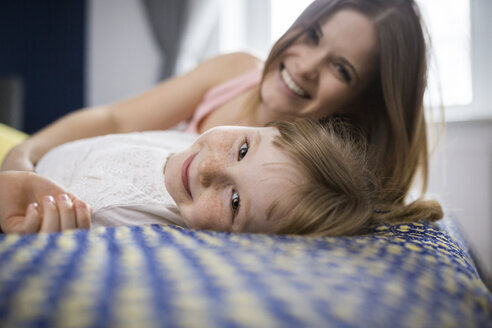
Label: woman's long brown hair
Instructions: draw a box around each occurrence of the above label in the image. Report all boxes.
[257,0,434,205]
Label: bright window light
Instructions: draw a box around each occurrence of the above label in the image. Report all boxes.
[270,0,472,108]
[270,0,313,43]
[417,0,472,107]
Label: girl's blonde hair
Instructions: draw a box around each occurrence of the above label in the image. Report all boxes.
[258,0,432,205]
[268,119,442,237]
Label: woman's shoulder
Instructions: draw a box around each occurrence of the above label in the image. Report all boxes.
[211,52,263,68]
[194,52,263,85]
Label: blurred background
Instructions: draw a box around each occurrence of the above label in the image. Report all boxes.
[0,0,490,271]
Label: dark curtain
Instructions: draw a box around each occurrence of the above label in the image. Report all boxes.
[143,0,190,81]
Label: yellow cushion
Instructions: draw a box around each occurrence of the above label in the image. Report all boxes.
[0,123,28,164]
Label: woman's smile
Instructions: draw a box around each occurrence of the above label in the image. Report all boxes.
[279,64,310,99]
[260,9,378,120]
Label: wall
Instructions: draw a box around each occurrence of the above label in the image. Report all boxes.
[86,0,160,106]
[428,120,492,272]
[86,0,270,106]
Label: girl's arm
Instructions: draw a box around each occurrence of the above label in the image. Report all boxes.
[0,171,91,233]
[1,52,260,171]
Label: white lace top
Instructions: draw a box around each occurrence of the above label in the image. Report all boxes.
[35,131,197,228]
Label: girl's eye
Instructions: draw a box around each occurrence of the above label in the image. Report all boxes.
[306,27,320,45]
[231,191,240,214]
[334,64,352,83]
[238,141,248,161]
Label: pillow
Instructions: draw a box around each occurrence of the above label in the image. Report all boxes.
[0,215,490,327]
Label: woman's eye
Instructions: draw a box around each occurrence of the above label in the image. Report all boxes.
[334,64,352,83]
[231,191,240,213]
[238,141,248,161]
[306,27,320,45]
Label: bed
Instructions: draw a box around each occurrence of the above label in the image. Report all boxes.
[1,124,491,327]
[0,215,491,327]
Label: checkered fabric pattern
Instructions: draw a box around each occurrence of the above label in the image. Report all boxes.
[0,217,491,327]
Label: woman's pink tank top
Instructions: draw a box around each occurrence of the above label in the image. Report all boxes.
[184,68,262,134]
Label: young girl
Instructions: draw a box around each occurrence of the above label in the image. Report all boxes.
[1,0,434,206]
[0,119,442,236]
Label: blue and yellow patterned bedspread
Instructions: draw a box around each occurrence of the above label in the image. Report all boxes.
[0,217,491,327]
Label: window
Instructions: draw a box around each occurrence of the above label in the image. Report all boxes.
[270,0,313,43]
[417,0,472,108]
[217,0,271,59]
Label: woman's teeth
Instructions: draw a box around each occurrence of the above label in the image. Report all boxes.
[281,68,308,98]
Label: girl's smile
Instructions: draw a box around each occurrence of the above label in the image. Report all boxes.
[164,126,304,233]
[181,152,197,199]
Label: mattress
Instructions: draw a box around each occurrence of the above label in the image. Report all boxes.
[0,215,490,327]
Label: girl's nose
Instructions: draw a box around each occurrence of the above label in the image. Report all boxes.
[198,156,226,188]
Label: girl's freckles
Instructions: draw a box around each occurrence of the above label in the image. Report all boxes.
[214,135,234,152]
[192,192,228,229]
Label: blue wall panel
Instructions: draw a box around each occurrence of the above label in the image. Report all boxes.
[0,0,85,133]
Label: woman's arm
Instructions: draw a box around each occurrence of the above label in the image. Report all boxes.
[0,171,91,233]
[1,52,261,171]
[1,107,115,171]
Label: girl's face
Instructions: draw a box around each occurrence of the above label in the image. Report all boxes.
[164,126,303,233]
[261,8,379,120]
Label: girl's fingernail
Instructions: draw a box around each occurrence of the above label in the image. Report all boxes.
[44,195,55,203]
[58,194,70,202]
[32,202,38,209]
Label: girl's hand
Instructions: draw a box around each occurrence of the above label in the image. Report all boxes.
[0,171,92,234]
[19,194,91,234]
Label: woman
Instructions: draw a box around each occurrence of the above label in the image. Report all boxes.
[2,0,431,205]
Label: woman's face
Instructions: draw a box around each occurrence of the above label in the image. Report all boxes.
[261,8,379,120]
[164,126,303,233]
